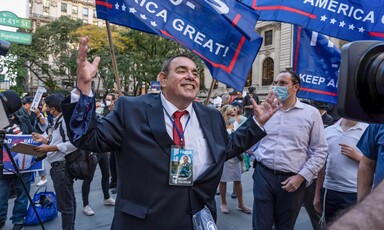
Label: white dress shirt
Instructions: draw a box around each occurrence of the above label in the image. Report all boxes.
[161,93,212,180]
[254,99,328,182]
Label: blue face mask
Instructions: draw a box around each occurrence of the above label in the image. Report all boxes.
[273,86,291,102]
[227,116,236,124]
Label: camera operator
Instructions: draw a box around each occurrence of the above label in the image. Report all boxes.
[0,115,35,230]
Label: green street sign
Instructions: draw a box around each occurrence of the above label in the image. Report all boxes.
[0,11,31,29]
[0,74,5,82]
[0,30,32,45]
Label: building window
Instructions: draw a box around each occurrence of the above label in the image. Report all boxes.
[245,69,252,87]
[83,8,89,17]
[72,5,78,15]
[264,30,273,46]
[61,3,67,13]
[43,0,50,7]
[262,57,274,86]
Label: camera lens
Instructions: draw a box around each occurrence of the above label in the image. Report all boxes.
[357,44,384,114]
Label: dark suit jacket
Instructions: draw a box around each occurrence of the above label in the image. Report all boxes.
[62,93,266,230]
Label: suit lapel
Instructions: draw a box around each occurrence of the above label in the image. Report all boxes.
[146,94,173,155]
[193,103,219,164]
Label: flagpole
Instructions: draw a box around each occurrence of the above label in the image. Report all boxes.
[204,79,217,106]
[105,20,122,96]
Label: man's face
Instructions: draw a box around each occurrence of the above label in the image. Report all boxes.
[47,106,58,118]
[183,156,189,163]
[160,57,200,107]
[105,96,113,106]
[23,102,31,110]
[274,72,299,99]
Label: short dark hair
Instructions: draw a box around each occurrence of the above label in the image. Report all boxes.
[45,93,65,112]
[281,70,300,85]
[161,54,195,76]
[106,93,115,101]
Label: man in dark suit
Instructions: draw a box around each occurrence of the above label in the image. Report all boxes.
[62,36,280,229]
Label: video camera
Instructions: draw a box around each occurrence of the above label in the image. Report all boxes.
[337,41,384,123]
[0,39,10,56]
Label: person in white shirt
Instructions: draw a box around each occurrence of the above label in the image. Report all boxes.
[252,70,328,230]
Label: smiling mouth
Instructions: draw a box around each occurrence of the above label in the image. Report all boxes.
[182,84,195,90]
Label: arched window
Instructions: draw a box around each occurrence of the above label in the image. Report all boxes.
[245,69,252,87]
[262,58,274,85]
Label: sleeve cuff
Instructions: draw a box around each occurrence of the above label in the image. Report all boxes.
[71,88,94,103]
[252,116,265,131]
[298,167,314,183]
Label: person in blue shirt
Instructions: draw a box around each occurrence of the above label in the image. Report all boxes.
[356,124,384,201]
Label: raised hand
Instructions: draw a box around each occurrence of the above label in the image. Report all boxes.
[252,91,281,127]
[76,36,101,95]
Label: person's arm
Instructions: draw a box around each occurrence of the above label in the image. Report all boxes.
[225,91,280,159]
[357,155,376,201]
[328,180,384,229]
[62,36,122,154]
[340,143,363,162]
[298,111,328,183]
[313,166,326,213]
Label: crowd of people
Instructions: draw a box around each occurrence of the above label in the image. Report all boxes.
[1,91,120,230]
[1,35,384,230]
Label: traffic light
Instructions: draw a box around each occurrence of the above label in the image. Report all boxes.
[337,41,384,123]
[0,39,10,56]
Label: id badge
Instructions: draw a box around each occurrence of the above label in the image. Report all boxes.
[169,146,194,186]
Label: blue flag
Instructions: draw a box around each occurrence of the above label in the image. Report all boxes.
[241,0,384,41]
[293,26,340,104]
[96,0,263,91]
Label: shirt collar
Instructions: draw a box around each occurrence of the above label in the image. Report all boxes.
[160,93,193,116]
[53,113,63,123]
[281,98,304,112]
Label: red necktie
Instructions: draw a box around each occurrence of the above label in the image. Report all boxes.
[173,111,188,146]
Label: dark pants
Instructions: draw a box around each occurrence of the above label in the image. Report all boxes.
[82,153,110,206]
[253,164,305,230]
[109,151,117,186]
[321,188,357,223]
[0,173,32,224]
[303,180,321,230]
[50,161,76,230]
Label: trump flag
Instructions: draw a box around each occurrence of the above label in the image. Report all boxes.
[95,0,263,91]
[241,0,384,41]
[293,26,340,104]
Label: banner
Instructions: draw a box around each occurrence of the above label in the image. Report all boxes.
[293,26,340,104]
[241,0,384,41]
[95,0,263,91]
[2,134,43,174]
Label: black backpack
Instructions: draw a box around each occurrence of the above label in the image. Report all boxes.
[58,119,97,180]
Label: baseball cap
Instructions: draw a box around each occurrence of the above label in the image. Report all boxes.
[22,96,34,104]
[248,87,256,93]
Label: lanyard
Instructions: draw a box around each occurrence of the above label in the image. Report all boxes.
[163,108,191,146]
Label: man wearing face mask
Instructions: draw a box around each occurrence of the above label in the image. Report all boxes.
[32,94,78,230]
[103,93,115,116]
[252,70,328,230]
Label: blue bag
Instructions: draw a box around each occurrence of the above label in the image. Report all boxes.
[25,186,58,225]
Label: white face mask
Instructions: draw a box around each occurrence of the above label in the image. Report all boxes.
[105,100,112,106]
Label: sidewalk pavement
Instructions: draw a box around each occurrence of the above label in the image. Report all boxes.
[3,165,312,229]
